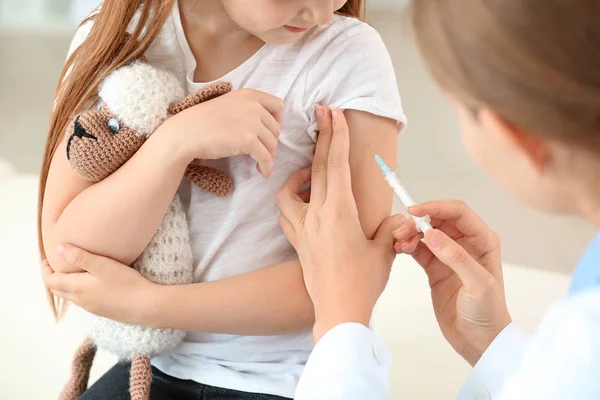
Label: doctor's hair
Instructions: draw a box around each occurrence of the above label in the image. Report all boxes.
[40,0,366,319]
[411,0,600,149]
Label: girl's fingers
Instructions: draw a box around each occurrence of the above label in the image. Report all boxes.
[250,139,275,178]
[260,108,281,139]
[254,90,284,122]
[311,106,333,204]
[326,109,353,200]
[42,261,84,295]
[258,126,279,158]
[423,229,493,289]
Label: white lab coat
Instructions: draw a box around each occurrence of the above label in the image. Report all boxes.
[295,234,600,400]
[295,289,600,399]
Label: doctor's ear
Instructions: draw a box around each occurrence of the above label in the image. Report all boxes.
[478,108,553,174]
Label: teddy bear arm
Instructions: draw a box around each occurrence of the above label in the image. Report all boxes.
[185,165,233,197]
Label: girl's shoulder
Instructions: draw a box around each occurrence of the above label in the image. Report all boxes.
[296,15,397,87]
[284,14,394,87]
[301,15,385,54]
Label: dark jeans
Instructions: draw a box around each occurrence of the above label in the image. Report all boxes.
[80,362,292,400]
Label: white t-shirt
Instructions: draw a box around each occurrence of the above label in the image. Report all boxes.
[67,2,406,397]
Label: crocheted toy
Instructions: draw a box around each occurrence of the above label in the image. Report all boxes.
[59,60,233,400]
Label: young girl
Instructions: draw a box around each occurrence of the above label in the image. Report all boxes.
[40,0,405,398]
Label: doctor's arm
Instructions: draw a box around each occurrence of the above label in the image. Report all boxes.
[459,289,600,400]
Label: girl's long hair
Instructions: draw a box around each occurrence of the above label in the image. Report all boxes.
[40,0,365,318]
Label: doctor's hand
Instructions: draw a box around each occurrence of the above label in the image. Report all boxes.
[276,107,403,343]
[394,200,512,366]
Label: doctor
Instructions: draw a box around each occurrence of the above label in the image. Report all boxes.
[276,1,600,399]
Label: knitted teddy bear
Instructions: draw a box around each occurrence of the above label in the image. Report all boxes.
[59,60,233,400]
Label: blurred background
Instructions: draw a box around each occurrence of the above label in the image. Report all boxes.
[0,0,595,399]
[1,0,594,274]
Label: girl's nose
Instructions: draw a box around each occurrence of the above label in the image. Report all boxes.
[300,0,334,26]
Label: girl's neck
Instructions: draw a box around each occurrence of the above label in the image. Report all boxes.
[178,0,264,82]
[179,0,246,38]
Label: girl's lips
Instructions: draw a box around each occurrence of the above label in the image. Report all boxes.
[284,25,309,33]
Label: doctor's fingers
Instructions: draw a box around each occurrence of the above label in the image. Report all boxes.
[423,229,494,290]
[311,106,333,204]
[374,214,409,249]
[278,213,298,248]
[393,217,463,246]
[409,200,496,241]
[277,168,311,227]
[326,109,354,203]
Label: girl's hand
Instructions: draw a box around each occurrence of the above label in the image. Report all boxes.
[394,201,512,366]
[42,245,157,327]
[276,107,404,342]
[165,88,284,178]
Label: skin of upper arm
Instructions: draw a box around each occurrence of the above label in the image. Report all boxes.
[345,109,398,239]
[41,136,94,272]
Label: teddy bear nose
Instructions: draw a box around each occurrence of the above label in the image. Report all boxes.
[73,116,97,140]
[67,116,97,160]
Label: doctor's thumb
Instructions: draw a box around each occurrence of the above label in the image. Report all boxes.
[374,214,408,247]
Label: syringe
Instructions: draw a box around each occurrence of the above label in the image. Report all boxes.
[372,153,432,233]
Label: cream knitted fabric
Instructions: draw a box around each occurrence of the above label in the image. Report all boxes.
[90,194,193,359]
[98,61,184,137]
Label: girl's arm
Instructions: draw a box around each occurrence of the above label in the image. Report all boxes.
[43,87,283,275]
[44,110,396,335]
[42,126,189,274]
[149,110,397,333]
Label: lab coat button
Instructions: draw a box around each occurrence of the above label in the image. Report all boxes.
[472,387,491,400]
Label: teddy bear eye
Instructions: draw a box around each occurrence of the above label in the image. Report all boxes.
[107,118,120,135]
[96,100,103,111]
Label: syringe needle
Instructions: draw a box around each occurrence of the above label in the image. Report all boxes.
[366,143,375,156]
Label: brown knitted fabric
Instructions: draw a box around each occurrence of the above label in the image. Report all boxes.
[67,105,146,183]
[167,82,232,115]
[58,336,97,400]
[130,355,152,400]
[185,164,233,197]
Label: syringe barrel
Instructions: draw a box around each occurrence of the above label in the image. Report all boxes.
[384,172,416,207]
[384,172,432,233]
